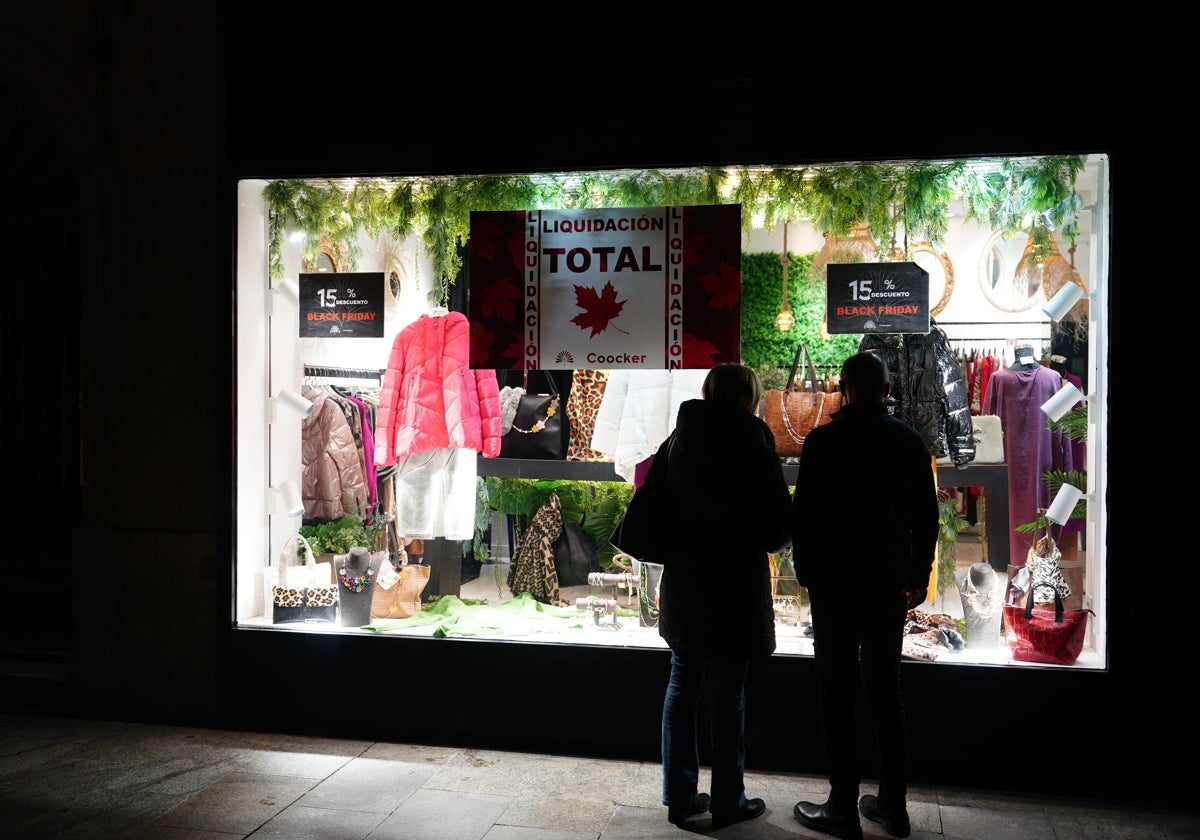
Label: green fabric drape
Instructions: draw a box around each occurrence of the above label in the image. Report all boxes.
[362,592,637,637]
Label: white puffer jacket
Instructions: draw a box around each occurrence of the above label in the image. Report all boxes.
[589,369,709,482]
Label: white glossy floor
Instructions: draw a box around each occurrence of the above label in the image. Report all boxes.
[449,517,1102,669]
[242,515,1102,669]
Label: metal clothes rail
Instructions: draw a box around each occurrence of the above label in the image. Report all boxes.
[302,364,385,381]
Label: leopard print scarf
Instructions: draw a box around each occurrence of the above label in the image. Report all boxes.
[507,492,563,604]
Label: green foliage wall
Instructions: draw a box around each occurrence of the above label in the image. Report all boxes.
[740,251,861,373]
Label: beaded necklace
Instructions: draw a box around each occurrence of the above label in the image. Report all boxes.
[510,393,559,434]
[338,559,375,592]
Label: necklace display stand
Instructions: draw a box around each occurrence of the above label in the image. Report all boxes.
[337,547,376,627]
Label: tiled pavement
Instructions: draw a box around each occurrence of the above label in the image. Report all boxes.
[0,713,1195,839]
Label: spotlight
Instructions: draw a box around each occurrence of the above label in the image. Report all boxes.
[1045,483,1084,525]
[272,389,313,419]
[1042,283,1086,322]
[270,480,304,517]
[274,278,300,302]
[1040,381,1087,422]
[270,279,300,316]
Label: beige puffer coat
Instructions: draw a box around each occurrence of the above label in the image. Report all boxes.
[301,390,369,521]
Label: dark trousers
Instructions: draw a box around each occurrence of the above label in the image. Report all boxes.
[808,586,910,808]
[661,647,750,814]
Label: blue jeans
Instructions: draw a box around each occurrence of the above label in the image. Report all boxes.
[661,647,750,815]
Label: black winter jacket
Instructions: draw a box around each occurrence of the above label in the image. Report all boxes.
[652,398,793,658]
[791,401,939,593]
[859,322,975,468]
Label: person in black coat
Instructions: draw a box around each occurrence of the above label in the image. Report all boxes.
[650,363,792,829]
[791,351,939,840]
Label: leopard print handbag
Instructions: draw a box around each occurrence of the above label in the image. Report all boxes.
[272,584,339,624]
[267,533,336,622]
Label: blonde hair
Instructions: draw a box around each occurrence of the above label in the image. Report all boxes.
[702,363,762,414]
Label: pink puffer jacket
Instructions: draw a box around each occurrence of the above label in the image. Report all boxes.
[374,311,501,466]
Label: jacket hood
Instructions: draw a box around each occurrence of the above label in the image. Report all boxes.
[671,398,770,466]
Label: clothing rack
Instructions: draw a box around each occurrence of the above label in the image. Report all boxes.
[936,320,1050,326]
[947,337,1049,344]
[937,320,1050,352]
[303,364,384,381]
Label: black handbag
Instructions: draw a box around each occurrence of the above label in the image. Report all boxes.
[610,433,674,563]
[554,520,600,587]
[498,370,568,460]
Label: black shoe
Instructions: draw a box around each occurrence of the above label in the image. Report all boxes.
[793,800,862,840]
[859,794,910,838]
[667,792,711,826]
[710,797,765,829]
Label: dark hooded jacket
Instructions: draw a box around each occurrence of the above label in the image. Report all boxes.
[859,321,975,468]
[652,398,793,658]
[791,400,939,594]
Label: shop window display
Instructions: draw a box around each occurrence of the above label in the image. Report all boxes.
[236,155,1108,669]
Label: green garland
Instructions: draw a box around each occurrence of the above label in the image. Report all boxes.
[263,156,1087,297]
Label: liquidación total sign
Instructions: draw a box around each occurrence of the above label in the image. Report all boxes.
[467,205,742,369]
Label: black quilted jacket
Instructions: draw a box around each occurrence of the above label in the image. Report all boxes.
[859,322,975,468]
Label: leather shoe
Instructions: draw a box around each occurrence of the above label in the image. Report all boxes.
[859,794,910,838]
[667,792,710,826]
[793,800,862,840]
[710,797,765,829]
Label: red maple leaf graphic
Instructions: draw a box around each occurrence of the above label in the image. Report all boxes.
[501,337,525,365]
[683,229,712,267]
[469,320,495,368]
[470,217,504,262]
[683,335,722,369]
[697,261,741,310]
[571,280,629,337]
[478,276,521,321]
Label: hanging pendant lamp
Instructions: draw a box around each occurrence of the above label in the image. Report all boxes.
[809,223,878,284]
[1043,241,1089,340]
[1012,222,1057,301]
[775,221,795,332]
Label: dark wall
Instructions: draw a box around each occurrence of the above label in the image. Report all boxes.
[3,7,222,718]
[3,9,1157,805]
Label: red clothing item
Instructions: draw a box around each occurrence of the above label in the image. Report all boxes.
[977,355,995,417]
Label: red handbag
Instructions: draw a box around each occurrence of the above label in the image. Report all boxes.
[1003,582,1093,665]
